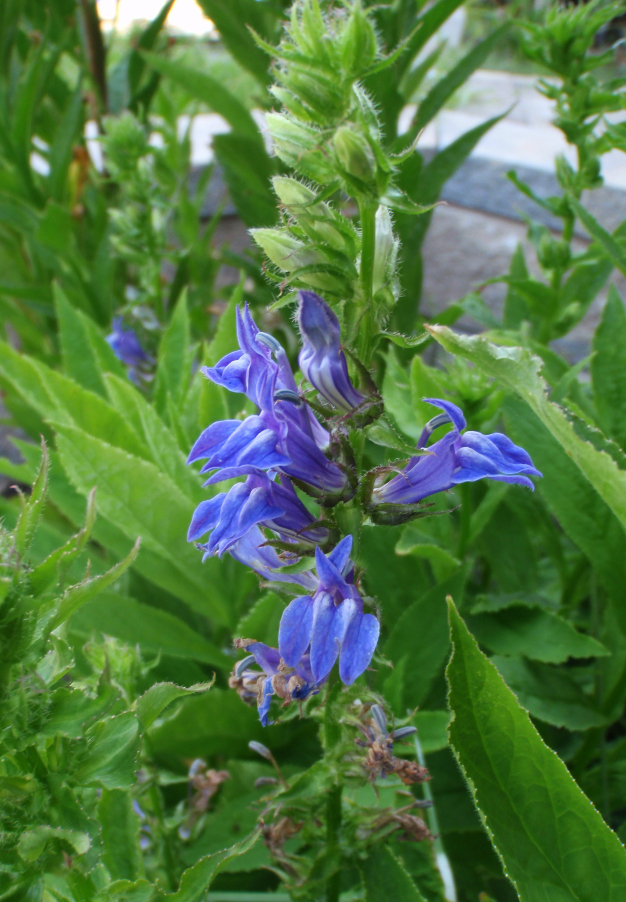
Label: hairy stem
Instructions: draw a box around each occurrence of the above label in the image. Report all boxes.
[357,198,377,366]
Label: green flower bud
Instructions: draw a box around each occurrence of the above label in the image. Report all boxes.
[251,228,325,272]
[272,177,318,208]
[340,1,377,78]
[270,86,318,123]
[538,234,570,271]
[372,205,396,295]
[332,125,375,184]
[266,113,335,182]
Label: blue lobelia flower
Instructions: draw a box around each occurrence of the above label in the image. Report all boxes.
[297,290,366,414]
[188,471,329,558]
[231,640,325,726]
[188,304,350,499]
[106,317,152,384]
[278,535,380,686]
[371,398,542,507]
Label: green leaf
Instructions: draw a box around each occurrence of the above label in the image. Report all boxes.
[396,525,460,582]
[466,605,609,664]
[366,418,422,455]
[235,592,284,647]
[142,52,262,143]
[135,680,214,729]
[407,25,509,141]
[503,395,626,633]
[360,846,427,902]
[446,599,626,900]
[98,789,143,881]
[76,712,141,790]
[49,537,140,630]
[385,568,467,708]
[592,284,626,448]
[53,422,232,625]
[158,831,260,902]
[154,289,192,413]
[55,283,107,397]
[43,683,120,738]
[196,0,274,86]
[492,656,607,731]
[213,133,278,228]
[18,827,90,863]
[413,710,451,754]
[48,83,84,202]
[72,592,232,669]
[570,197,626,276]
[128,1,175,101]
[104,373,202,501]
[379,331,429,349]
[14,439,48,556]
[427,326,626,534]
[149,689,294,760]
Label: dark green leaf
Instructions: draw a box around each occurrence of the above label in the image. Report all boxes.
[135,680,214,729]
[447,599,626,899]
[98,789,143,881]
[592,284,626,448]
[360,845,427,902]
[77,712,141,790]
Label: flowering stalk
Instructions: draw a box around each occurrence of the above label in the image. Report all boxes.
[186,0,542,894]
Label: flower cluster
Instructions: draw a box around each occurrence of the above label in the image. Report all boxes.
[188,290,541,724]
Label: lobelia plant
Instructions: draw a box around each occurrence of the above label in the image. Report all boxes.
[184,8,542,893]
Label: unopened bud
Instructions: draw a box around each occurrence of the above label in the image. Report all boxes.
[249,741,273,761]
[538,234,570,271]
[272,177,318,208]
[340,1,377,77]
[391,726,418,741]
[251,228,324,273]
[370,703,388,736]
[332,125,375,184]
[372,205,395,294]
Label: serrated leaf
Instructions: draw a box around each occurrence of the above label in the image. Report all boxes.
[18,827,90,863]
[49,537,140,630]
[466,605,609,664]
[72,592,231,669]
[157,831,261,901]
[360,845,427,902]
[446,598,626,900]
[52,422,232,625]
[385,568,467,708]
[492,656,607,731]
[135,680,214,729]
[98,789,143,882]
[77,712,141,790]
[592,284,626,449]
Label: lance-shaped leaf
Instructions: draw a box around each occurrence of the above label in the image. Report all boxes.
[446,598,626,901]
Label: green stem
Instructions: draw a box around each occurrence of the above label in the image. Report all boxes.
[323,672,342,902]
[357,198,377,366]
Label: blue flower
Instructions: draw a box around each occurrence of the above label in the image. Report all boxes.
[106,317,152,383]
[297,290,366,414]
[231,641,324,726]
[189,305,350,499]
[188,471,329,557]
[371,398,542,507]
[278,535,380,686]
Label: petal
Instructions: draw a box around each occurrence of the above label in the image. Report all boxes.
[235,428,291,469]
[422,398,466,433]
[258,676,275,726]
[327,534,353,575]
[187,494,226,542]
[314,545,351,597]
[339,611,380,685]
[187,420,241,464]
[247,641,281,675]
[310,592,349,681]
[206,416,265,467]
[279,595,314,667]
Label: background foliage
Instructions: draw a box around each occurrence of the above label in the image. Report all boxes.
[2,0,626,900]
